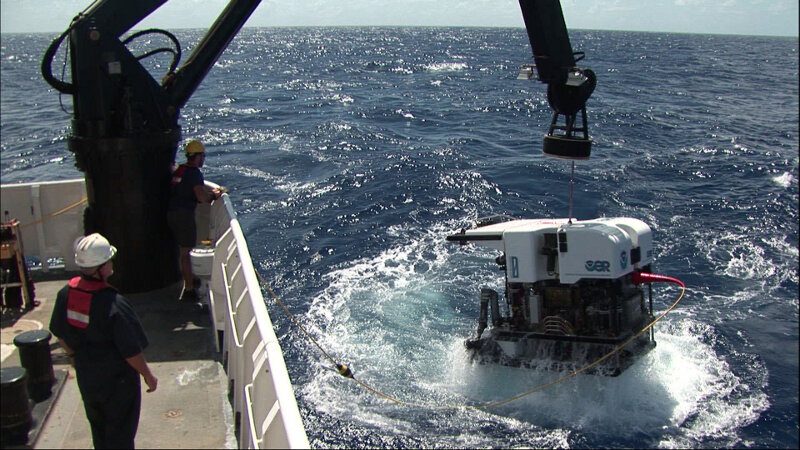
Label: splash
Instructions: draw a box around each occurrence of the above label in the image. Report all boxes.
[299,219,769,447]
[772,172,793,188]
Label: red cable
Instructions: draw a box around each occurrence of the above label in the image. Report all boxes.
[631,271,685,288]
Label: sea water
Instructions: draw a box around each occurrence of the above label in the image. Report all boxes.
[1,27,797,448]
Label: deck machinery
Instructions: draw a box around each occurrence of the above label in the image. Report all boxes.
[40,0,262,292]
[447,216,657,376]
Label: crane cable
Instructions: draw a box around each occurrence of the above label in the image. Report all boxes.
[256,269,685,411]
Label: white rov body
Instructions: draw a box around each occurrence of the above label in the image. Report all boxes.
[455,217,653,284]
[447,216,657,376]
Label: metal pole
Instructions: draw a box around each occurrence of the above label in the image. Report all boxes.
[568,161,575,223]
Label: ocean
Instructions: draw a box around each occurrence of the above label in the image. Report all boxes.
[1,27,798,448]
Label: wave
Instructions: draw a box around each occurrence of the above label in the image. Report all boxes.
[424,62,468,72]
[298,216,770,447]
[772,172,793,188]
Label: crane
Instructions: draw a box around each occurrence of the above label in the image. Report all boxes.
[517,0,596,160]
[41,0,262,292]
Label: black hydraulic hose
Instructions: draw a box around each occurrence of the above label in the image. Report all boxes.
[135,47,178,65]
[122,28,182,74]
[41,2,99,95]
[41,26,75,94]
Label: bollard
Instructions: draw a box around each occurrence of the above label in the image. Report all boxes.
[13,329,56,402]
[0,367,33,445]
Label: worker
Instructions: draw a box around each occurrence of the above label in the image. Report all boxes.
[167,140,221,302]
[49,233,157,449]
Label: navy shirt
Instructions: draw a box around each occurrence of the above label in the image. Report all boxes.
[50,277,149,385]
[168,164,204,212]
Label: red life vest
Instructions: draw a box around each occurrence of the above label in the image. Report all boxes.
[170,164,189,185]
[66,276,112,329]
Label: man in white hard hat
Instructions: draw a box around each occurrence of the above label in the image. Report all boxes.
[49,233,157,448]
[167,140,221,302]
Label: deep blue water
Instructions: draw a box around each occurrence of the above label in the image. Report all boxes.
[2,28,798,448]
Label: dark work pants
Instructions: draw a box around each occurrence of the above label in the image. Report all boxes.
[78,371,142,449]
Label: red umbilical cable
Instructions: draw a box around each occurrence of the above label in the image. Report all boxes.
[631,271,685,288]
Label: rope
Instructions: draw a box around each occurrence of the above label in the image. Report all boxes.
[255,268,686,411]
[13,197,88,230]
[256,270,416,406]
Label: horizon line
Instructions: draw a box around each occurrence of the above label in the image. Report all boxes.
[1,25,797,39]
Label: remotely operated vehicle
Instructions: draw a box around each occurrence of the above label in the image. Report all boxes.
[447,216,658,376]
[445,1,680,375]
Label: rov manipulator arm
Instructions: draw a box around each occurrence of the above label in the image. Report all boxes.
[518,0,596,160]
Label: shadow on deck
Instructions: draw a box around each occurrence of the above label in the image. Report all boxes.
[1,276,235,449]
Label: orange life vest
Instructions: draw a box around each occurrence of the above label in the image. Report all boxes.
[170,163,189,185]
[66,276,112,329]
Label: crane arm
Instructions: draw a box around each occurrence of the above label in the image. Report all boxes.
[41,0,262,135]
[38,0,263,293]
[518,0,595,159]
[165,0,262,109]
[518,0,576,85]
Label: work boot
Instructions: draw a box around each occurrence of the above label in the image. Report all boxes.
[180,289,199,303]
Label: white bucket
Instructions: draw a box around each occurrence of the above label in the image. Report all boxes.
[190,247,214,278]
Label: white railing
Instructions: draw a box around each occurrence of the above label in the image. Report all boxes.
[0,179,309,449]
[203,185,309,449]
[0,179,87,272]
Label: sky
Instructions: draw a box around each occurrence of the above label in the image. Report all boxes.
[1,0,797,37]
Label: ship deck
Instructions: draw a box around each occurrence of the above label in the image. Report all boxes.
[1,274,235,449]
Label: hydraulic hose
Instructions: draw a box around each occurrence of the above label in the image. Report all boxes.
[631,271,686,288]
[122,28,183,75]
[41,25,76,94]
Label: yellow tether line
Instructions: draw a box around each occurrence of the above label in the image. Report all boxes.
[256,269,686,411]
[257,272,411,406]
[15,197,88,230]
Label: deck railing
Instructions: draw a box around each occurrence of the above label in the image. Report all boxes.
[204,186,309,449]
[0,179,87,272]
[0,179,309,449]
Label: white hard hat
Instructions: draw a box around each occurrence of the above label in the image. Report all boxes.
[74,233,117,268]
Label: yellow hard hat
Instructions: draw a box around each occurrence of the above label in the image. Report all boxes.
[185,140,205,155]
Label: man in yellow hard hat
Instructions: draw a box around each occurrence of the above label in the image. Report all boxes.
[167,140,221,302]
